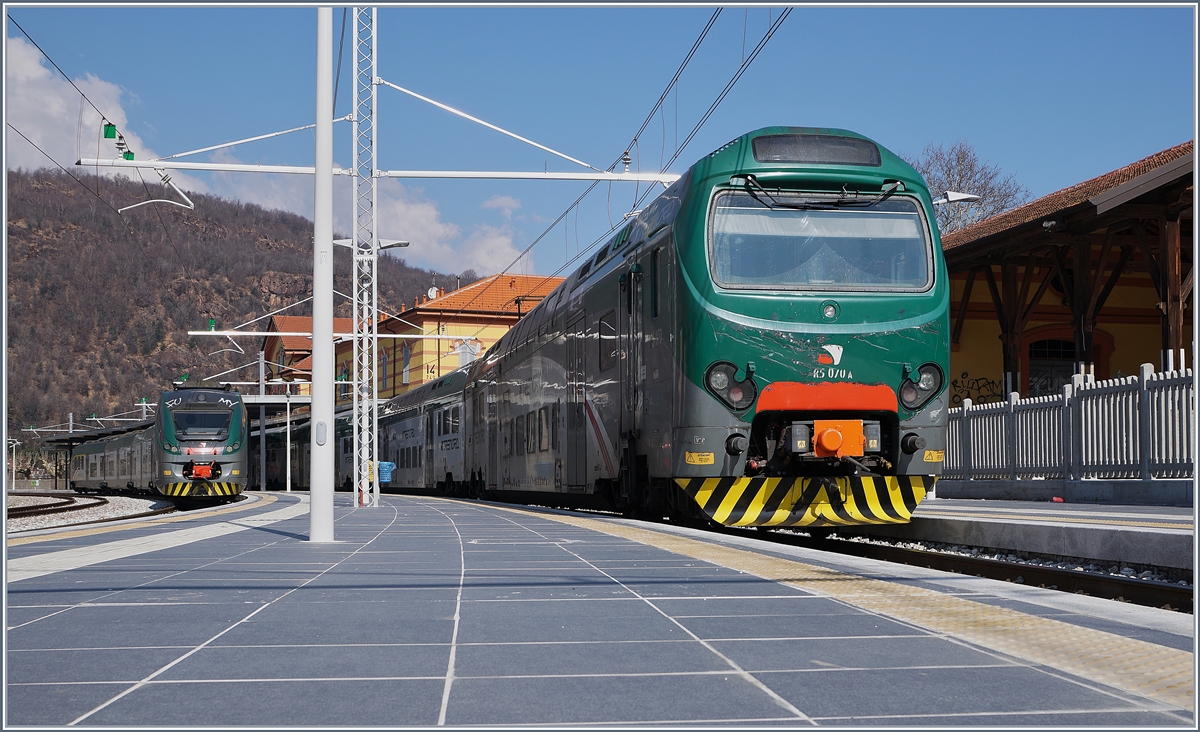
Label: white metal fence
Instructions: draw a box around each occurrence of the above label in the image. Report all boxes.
[945,363,1194,480]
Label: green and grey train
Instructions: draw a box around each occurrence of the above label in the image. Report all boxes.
[70,387,249,500]
[383,127,949,529]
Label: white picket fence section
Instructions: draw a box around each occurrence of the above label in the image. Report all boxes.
[946,363,1194,480]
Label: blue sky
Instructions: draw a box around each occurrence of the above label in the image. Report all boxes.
[5,5,1195,278]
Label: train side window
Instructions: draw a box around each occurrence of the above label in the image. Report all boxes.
[650,248,660,318]
[503,420,513,457]
[598,311,617,372]
[452,406,459,434]
[516,415,525,455]
[551,401,559,450]
[538,407,549,452]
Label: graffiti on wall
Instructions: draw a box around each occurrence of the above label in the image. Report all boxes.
[950,372,1003,406]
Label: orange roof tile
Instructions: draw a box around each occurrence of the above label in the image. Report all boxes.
[266,315,353,353]
[942,140,1193,252]
[386,273,565,324]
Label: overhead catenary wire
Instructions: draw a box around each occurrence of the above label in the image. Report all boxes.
[446,9,791,346]
[420,9,723,328]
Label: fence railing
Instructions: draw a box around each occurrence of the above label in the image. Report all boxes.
[945,363,1194,480]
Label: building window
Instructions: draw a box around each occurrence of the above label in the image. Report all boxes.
[380,348,390,390]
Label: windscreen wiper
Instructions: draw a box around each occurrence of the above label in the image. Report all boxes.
[735,175,903,209]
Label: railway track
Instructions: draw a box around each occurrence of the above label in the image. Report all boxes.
[720,525,1193,614]
[7,491,176,528]
[7,492,108,518]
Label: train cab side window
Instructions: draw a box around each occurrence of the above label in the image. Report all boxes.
[598,311,617,372]
[451,406,459,434]
[516,415,526,455]
[650,248,661,318]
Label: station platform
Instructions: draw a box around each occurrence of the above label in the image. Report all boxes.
[6,492,1194,726]
[845,496,1195,571]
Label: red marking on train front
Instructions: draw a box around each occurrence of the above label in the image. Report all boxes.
[817,354,834,365]
[758,382,898,412]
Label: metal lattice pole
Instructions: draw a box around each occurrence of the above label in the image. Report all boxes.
[352,7,379,507]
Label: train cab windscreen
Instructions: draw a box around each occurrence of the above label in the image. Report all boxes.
[708,191,932,291]
[172,410,232,437]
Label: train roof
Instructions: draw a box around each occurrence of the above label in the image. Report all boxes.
[40,420,155,449]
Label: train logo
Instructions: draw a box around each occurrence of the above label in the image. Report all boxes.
[818,345,844,366]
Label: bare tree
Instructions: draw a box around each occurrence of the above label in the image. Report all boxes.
[903,141,1031,235]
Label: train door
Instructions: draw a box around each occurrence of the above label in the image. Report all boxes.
[424,410,435,489]
[565,314,587,489]
[486,375,498,490]
[621,249,645,431]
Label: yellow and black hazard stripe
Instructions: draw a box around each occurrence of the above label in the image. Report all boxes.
[158,482,245,498]
[674,474,931,528]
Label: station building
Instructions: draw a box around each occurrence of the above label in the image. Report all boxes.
[944,141,1192,406]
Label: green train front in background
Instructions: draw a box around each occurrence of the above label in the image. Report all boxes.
[70,386,248,500]
[455,127,949,529]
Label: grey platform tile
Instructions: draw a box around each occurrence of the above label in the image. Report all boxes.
[6,603,261,649]
[461,576,632,602]
[654,595,847,619]
[682,611,918,641]
[610,577,786,598]
[7,647,187,684]
[711,635,1007,673]
[444,672,806,726]
[156,642,450,681]
[759,665,1149,718]
[457,604,685,644]
[817,709,1194,726]
[5,606,72,628]
[5,683,134,726]
[272,587,461,604]
[82,678,445,726]
[214,613,454,647]
[455,639,728,677]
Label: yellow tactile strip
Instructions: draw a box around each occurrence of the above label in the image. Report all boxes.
[504,505,1194,712]
[6,493,277,547]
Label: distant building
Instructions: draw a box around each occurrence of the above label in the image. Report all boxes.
[373,273,564,402]
[259,274,564,403]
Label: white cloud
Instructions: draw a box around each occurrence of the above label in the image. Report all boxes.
[481,194,521,220]
[5,34,516,278]
[4,34,206,193]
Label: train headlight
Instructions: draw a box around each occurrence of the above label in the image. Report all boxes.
[899,363,943,409]
[705,362,758,411]
[225,442,241,454]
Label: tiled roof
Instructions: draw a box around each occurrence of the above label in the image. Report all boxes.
[387,273,565,323]
[942,140,1193,252]
[266,315,353,353]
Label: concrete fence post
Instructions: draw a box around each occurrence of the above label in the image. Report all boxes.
[1060,383,1073,480]
[1006,391,1018,480]
[1071,373,1086,480]
[1138,362,1154,480]
[961,398,973,481]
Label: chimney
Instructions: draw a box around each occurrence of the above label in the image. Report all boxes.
[414,296,419,308]
[439,287,445,297]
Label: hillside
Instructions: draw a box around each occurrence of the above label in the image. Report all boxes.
[6,168,476,441]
